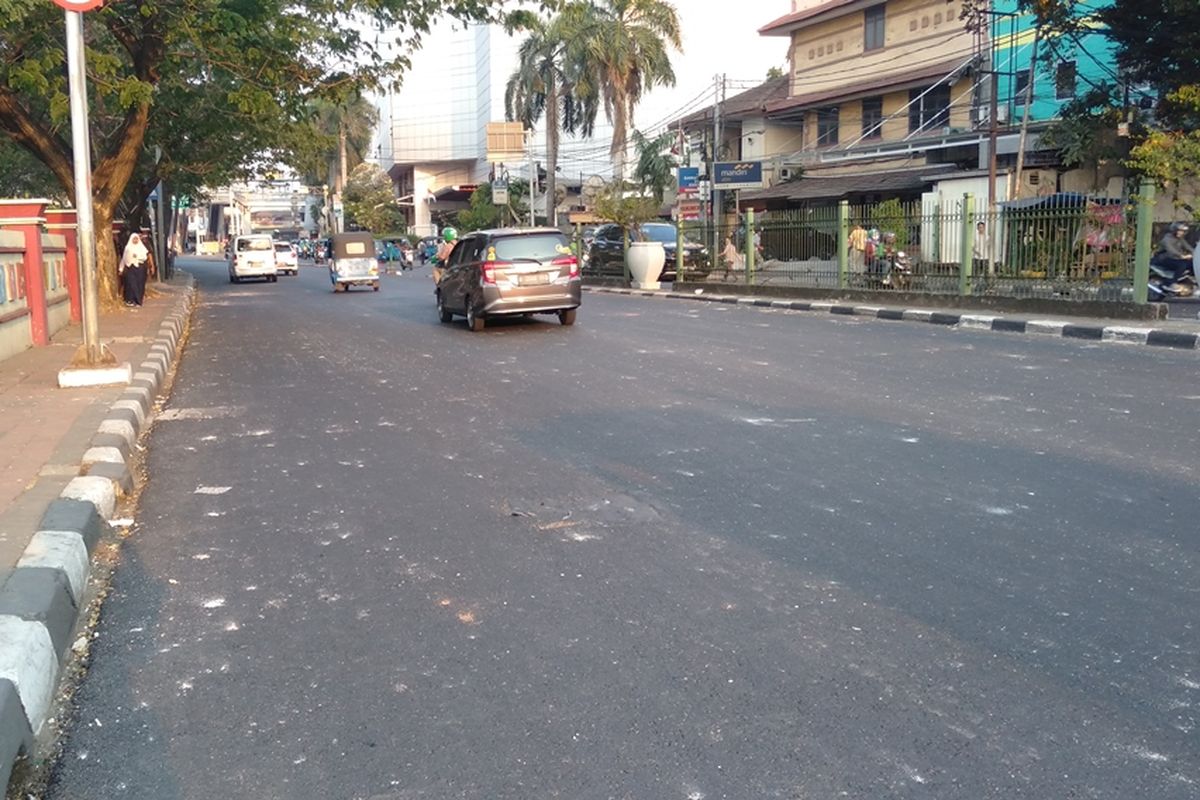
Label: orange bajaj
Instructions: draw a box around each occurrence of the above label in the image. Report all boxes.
[329,231,380,292]
[436,228,581,332]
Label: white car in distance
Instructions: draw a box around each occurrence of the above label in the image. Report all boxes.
[274,241,299,276]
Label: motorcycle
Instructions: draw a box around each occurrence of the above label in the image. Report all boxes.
[880,249,913,291]
[1147,248,1198,300]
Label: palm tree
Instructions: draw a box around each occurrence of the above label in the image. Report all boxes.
[562,0,682,180]
[504,11,596,225]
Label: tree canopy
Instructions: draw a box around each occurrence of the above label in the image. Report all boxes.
[0,0,553,302]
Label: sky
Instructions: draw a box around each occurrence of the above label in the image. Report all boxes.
[487,0,793,177]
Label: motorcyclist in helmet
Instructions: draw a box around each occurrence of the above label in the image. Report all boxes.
[1151,222,1195,283]
[432,227,458,285]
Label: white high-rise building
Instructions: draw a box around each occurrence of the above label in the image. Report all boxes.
[374,22,495,236]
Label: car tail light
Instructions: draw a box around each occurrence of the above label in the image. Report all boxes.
[552,255,579,277]
[482,262,501,285]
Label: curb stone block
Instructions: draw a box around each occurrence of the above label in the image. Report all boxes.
[111,399,147,429]
[0,678,33,792]
[39,499,107,555]
[1027,319,1068,334]
[877,308,906,320]
[993,318,1027,333]
[1102,326,1151,344]
[902,309,933,321]
[60,476,116,520]
[0,568,78,659]
[89,432,132,460]
[81,446,125,468]
[17,532,90,607]
[83,462,134,496]
[830,305,857,315]
[97,418,136,448]
[134,369,160,387]
[929,312,962,326]
[1146,330,1199,349]
[1062,324,1105,340]
[105,407,142,434]
[959,314,997,330]
[853,306,884,316]
[0,617,58,734]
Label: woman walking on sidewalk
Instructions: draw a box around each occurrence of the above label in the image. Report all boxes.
[119,233,149,307]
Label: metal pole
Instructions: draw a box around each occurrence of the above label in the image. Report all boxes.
[155,182,167,282]
[959,193,975,296]
[837,200,849,289]
[66,10,101,365]
[745,208,755,285]
[712,74,723,261]
[1133,180,1155,305]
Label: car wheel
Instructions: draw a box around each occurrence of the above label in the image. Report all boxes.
[437,292,453,323]
[558,308,577,326]
[466,300,484,332]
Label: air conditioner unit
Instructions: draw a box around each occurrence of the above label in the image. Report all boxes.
[975,105,1010,125]
[779,167,795,181]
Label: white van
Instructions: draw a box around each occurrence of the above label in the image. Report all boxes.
[228,234,278,283]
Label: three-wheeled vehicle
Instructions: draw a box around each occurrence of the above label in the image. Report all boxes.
[329,231,380,292]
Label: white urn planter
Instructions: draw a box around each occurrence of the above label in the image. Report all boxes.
[627,240,666,290]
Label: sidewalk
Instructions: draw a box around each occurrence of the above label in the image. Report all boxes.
[0,278,192,568]
[587,286,1200,349]
[0,275,195,790]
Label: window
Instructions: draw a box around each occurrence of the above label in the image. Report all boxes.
[908,84,952,134]
[861,96,883,139]
[1055,60,1076,100]
[864,5,886,51]
[1014,72,1030,105]
[816,106,840,146]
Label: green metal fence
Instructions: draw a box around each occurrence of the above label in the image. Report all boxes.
[700,194,1144,302]
[580,181,1179,304]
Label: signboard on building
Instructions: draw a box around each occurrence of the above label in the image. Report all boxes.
[487,121,526,164]
[676,199,702,221]
[713,161,765,190]
[677,166,699,194]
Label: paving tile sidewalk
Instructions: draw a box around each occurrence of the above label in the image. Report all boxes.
[0,278,191,569]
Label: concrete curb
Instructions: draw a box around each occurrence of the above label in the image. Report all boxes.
[0,276,195,790]
[584,287,1200,351]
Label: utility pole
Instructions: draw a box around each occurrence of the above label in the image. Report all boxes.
[64,6,104,367]
[712,73,724,261]
[1012,29,1040,203]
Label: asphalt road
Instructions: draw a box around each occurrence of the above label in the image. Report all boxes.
[42,257,1199,799]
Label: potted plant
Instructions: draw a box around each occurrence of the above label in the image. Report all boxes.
[594,181,665,289]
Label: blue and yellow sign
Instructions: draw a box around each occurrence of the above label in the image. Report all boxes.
[713,162,764,190]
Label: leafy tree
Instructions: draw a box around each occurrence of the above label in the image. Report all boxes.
[560,0,682,179]
[343,162,406,234]
[457,179,529,232]
[631,129,675,204]
[766,66,784,80]
[0,0,548,305]
[1008,0,1200,192]
[505,10,596,227]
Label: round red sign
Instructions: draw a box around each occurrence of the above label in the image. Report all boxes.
[51,0,106,10]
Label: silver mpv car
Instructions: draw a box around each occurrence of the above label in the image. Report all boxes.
[436,228,581,331]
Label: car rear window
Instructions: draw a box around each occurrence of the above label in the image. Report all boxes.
[238,238,272,251]
[493,233,570,262]
[274,243,292,253]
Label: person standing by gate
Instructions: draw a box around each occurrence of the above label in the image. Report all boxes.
[119,233,150,307]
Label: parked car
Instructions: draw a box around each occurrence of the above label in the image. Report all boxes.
[228,234,278,283]
[585,222,707,282]
[436,227,580,331]
[273,240,299,275]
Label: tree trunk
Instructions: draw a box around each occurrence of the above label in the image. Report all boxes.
[94,203,120,309]
[610,86,628,183]
[546,75,559,227]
